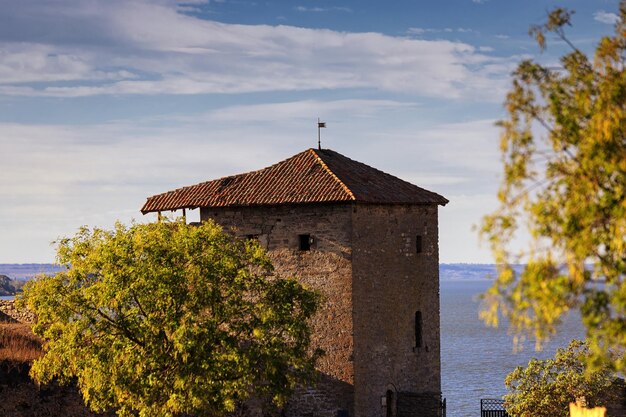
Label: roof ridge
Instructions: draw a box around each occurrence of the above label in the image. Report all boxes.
[317,148,448,205]
[309,148,356,201]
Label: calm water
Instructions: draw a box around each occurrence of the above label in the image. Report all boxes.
[441,280,584,417]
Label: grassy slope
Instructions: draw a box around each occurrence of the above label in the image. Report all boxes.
[0,322,113,417]
[0,322,42,363]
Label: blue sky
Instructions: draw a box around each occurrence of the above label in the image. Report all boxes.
[0,0,620,263]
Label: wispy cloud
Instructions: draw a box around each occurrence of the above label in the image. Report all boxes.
[407,28,428,35]
[295,6,352,13]
[0,0,509,101]
[594,10,620,25]
[203,99,417,123]
[0,101,500,262]
[407,27,477,35]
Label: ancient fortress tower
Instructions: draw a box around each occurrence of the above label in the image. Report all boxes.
[142,148,448,417]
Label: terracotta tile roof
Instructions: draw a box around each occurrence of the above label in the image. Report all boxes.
[141,148,448,214]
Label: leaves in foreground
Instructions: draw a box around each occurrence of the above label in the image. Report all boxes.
[480,1,626,369]
[23,219,320,417]
[504,340,618,417]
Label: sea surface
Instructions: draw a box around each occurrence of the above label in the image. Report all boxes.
[441,279,584,417]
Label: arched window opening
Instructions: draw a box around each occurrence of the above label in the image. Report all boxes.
[386,389,395,417]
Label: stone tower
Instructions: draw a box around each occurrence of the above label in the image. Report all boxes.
[142,148,448,417]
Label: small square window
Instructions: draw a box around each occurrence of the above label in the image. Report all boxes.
[299,234,311,251]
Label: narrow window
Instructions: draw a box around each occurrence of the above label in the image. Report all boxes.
[415,311,423,348]
[386,390,395,417]
[299,234,311,251]
[416,235,423,254]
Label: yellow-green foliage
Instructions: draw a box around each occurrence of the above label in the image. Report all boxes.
[504,340,615,417]
[481,1,626,369]
[23,219,321,417]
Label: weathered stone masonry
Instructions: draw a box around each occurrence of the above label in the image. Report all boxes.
[0,300,35,323]
[201,202,442,417]
[352,204,441,417]
[142,148,448,417]
[202,203,355,417]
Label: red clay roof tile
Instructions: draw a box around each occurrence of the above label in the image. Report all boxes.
[141,148,448,214]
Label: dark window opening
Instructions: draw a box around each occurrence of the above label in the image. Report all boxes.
[246,234,259,241]
[299,234,311,251]
[386,390,395,417]
[415,311,423,348]
[416,235,423,254]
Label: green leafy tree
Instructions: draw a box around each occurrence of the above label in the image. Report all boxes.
[480,1,626,369]
[504,340,617,417]
[22,219,321,417]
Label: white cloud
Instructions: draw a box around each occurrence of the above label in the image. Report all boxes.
[0,102,504,263]
[0,44,136,84]
[361,119,501,178]
[594,10,620,25]
[407,27,478,35]
[407,28,425,35]
[0,119,284,262]
[0,0,509,101]
[295,6,352,13]
[204,99,417,123]
[439,193,498,263]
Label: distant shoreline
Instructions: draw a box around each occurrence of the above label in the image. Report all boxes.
[0,264,65,281]
[0,263,516,282]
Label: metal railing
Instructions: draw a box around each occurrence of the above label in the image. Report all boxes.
[480,399,510,417]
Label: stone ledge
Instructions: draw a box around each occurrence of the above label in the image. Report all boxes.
[0,300,35,324]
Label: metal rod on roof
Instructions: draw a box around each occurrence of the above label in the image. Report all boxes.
[317,118,326,150]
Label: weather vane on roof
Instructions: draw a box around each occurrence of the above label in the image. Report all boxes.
[317,118,326,150]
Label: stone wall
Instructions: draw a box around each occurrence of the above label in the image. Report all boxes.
[201,202,442,417]
[396,392,443,417]
[351,204,441,417]
[0,300,35,324]
[201,203,355,417]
